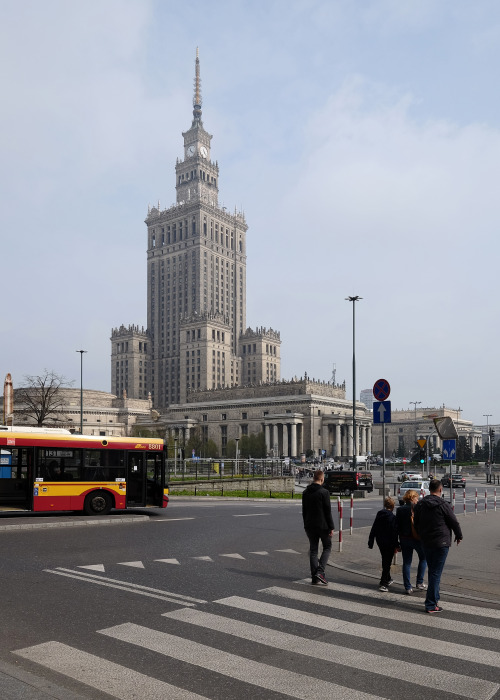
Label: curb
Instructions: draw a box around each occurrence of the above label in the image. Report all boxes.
[168,495,302,503]
[0,515,150,532]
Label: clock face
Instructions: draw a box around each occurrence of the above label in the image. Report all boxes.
[187,145,195,157]
[200,146,208,158]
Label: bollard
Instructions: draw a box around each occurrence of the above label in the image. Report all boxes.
[475,489,478,515]
[485,490,488,513]
[350,495,353,535]
[338,501,343,552]
[495,488,497,512]
[452,490,455,512]
[337,495,341,513]
[463,488,466,516]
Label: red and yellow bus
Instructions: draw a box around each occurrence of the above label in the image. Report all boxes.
[0,431,168,515]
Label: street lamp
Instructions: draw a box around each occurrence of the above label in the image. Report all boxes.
[410,401,421,453]
[346,296,362,470]
[484,414,492,465]
[76,350,87,434]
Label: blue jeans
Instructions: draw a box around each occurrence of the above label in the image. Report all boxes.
[400,539,427,590]
[305,528,332,578]
[422,545,449,610]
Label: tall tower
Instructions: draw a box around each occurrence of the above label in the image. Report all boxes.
[145,50,248,407]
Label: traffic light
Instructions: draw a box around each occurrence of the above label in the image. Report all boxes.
[490,428,495,441]
[419,448,425,465]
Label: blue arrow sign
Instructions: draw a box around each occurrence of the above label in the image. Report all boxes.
[442,439,456,460]
[373,401,391,424]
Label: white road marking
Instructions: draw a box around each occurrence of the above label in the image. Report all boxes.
[275,548,300,554]
[99,622,387,700]
[154,517,196,521]
[232,513,269,517]
[220,553,245,559]
[14,641,207,699]
[262,586,500,640]
[118,561,145,568]
[248,551,269,555]
[215,596,500,666]
[78,564,105,572]
[46,568,206,604]
[297,579,500,620]
[163,607,498,700]
[155,558,181,565]
[191,556,214,561]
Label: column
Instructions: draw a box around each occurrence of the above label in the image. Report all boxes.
[348,422,353,457]
[265,424,271,454]
[335,424,341,458]
[361,425,366,455]
[185,427,190,442]
[282,424,289,457]
[367,425,372,454]
[290,423,297,457]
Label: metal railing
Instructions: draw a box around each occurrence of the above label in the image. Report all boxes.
[167,458,288,481]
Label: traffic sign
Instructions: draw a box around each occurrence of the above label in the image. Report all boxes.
[373,379,391,401]
[373,401,391,424]
[442,439,456,460]
[417,439,427,448]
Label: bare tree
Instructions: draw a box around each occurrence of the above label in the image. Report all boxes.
[16,370,73,426]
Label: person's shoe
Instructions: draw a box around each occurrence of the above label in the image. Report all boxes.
[387,579,394,586]
[312,576,321,585]
[315,571,328,585]
[406,588,413,595]
[416,583,427,590]
[379,585,389,592]
[426,606,443,613]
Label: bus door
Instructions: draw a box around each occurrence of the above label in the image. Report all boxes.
[126,452,146,507]
[146,452,165,507]
[0,447,33,510]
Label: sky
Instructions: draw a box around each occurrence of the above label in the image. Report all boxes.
[1,0,499,425]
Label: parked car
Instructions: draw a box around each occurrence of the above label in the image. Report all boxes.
[405,472,423,481]
[398,480,430,506]
[441,474,466,488]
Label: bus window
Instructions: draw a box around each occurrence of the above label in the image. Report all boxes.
[83,450,126,481]
[37,449,82,481]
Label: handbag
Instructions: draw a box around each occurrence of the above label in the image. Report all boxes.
[410,507,420,540]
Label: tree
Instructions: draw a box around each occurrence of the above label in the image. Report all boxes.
[457,436,472,462]
[16,370,73,426]
[131,426,165,438]
[238,432,266,458]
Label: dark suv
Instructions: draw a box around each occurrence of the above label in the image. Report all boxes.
[323,471,373,496]
[441,474,466,488]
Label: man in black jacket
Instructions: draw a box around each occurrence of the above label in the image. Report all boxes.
[414,478,463,613]
[302,470,334,585]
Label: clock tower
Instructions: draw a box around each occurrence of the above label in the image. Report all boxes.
[176,48,219,207]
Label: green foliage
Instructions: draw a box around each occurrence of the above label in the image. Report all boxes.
[238,432,267,458]
[225,439,236,458]
[131,426,165,438]
[457,435,472,462]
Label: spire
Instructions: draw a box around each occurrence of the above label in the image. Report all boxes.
[193,47,202,123]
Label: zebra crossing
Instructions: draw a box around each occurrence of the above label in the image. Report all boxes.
[14,579,500,700]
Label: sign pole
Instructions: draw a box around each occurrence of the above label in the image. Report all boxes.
[382,421,386,504]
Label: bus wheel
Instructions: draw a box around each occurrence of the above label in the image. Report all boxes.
[343,488,351,496]
[84,490,112,516]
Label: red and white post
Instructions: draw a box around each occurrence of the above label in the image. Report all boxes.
[350,495,354,535]
[463,488,466,516]
[452,490,456,512]
[338,500,343,552]
[475,489,478,515]
[485,490,488,513]
[494,488,497,512]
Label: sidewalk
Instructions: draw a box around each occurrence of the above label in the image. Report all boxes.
[330,508,500,603]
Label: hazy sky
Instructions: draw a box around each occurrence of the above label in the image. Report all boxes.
[2,0,499,424]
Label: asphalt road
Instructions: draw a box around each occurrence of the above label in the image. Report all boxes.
[0,498,499,699]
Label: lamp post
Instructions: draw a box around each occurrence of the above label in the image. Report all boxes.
[174,437,178,476]
[76,350,87,434]
[410,401,421,454]
[235,437,239,476]
[484,414,492,465]
[346,296,362,470]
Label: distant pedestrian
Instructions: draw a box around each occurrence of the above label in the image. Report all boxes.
[302,469,335,585]
[396,490,427,595]
[413,478,463,613]
[368,497,399,592]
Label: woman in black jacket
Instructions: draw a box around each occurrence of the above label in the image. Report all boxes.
[368,497,399,592]
[396,490,427,594]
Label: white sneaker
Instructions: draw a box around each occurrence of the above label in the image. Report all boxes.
[416,583,427,590]
[379,585,389,592]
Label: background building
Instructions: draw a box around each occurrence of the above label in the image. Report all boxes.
[360,389,373,410]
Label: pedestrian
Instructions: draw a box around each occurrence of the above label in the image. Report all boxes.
[368,496,399,592]
[302,469,334,585]
[413,478,463,613]
[396,490,427,595]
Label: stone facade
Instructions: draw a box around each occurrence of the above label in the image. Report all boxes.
[8,388,151,437]
[370,406,481,457]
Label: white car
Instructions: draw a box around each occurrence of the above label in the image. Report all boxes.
[398,480,430,505]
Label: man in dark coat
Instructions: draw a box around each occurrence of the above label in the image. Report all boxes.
[414,478,463,613]
[302,469,334,585]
